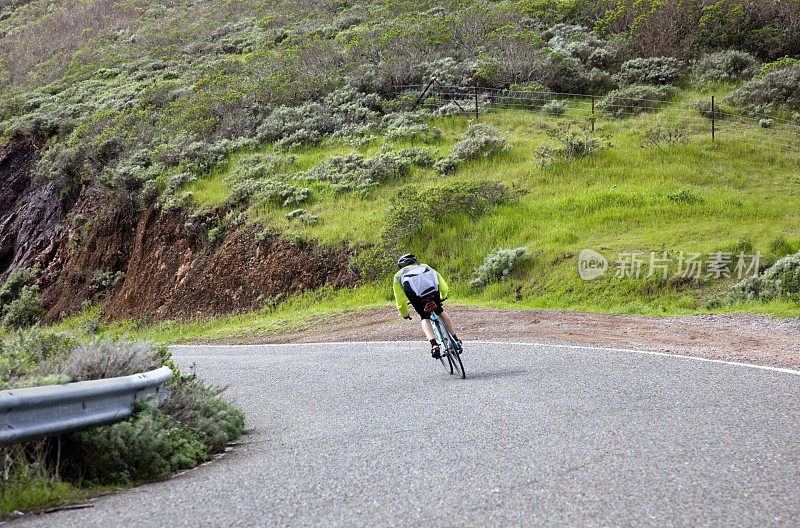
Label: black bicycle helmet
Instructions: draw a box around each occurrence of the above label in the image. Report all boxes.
[397,253,418,268]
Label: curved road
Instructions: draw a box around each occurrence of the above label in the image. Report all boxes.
[13,341,800,527]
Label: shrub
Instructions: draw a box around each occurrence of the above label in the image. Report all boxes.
[0,268,37,315]
[3,286,43,330]
[229,178,311,208]
[471,247,530,288]
[598,85,673,117]
[729,250,800,302]
[758,57,799,78]
[285,209,318,225]
[726,63,800,112]
[65,338,167,381]
[531,52,612,94]
[256,87,382,149]
[92,270,125,291]
[384,181,512,244]
[642,122,688,149]
[59,405,207,484]
[159,377,245,453]
[693,51,760,84]
[690,98,724,120]
[614,57,684,86]
[386,123,442,143]
[0,327,74,389]
[542,100,568,116]
[535,124,606,168]
[434,124,508,174]
[303,148,434,195]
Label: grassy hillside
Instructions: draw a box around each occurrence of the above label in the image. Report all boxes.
[1,0,800,335]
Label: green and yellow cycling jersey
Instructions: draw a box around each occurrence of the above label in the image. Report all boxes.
[392,264,449,318]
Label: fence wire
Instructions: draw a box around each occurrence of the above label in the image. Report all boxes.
[394,84,800,155]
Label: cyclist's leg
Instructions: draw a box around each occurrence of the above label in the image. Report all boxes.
[420,318,435,341]
[439,310,457,336]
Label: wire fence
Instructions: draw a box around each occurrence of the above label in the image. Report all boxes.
[393,83,800,154]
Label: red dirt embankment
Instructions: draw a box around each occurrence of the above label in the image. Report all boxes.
[39,206,355,322]
[0,139,354,323]
[104,208,354,320]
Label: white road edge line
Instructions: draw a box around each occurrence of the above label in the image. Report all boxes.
[170,341,800,377]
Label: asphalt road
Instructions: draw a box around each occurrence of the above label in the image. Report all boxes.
[12,341,800,527]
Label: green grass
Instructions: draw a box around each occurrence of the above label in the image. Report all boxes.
[0,479,116,518]
[109,98,800,343]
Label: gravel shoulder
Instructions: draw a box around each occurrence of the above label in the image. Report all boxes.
[192,306,800,368]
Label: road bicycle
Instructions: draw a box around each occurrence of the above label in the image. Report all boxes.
[424,298,465,379]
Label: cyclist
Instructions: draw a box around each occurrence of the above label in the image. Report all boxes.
[393,253,461,358]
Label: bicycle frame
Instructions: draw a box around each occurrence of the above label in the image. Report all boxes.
[429,312,454,355]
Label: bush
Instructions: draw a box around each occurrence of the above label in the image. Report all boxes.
[729,250,800,302]
[758,57,799,78]
[3,286,43,330]
[285,209,319,225]
[542,100,568,116]
[384,181,512,244]
[725,63,800,112]
[159,377,245,453]
[383,111,442,143]
[0,268,42,330]
[303,148,434,196]
[256,87,382,149]
[690,98,724,120]
[228,178,311,208]
[535,124,606,168]
[614,57,684,86]
[471,247,530,288]
[434,124,508,174]
[0,327,74,389]
[693,51,760,84]
[598,85,674,117]
[65,338,167,381]
[59,405,207,484]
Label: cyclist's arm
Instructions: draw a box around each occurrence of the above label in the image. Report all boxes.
[393,277,410,318]
[436,270,449,299]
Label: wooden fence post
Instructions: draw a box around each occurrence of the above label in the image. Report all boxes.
[711,95,716,142]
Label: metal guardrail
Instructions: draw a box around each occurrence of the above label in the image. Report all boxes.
[0,366,173,446]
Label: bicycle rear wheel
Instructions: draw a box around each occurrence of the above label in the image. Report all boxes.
[432,319,453,375]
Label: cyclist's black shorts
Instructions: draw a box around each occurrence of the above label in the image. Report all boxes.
[403,284,443,320]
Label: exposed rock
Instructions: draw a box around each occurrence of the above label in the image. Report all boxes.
[0,139,77,280]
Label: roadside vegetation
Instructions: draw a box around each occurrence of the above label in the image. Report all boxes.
[0,327,244,518]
